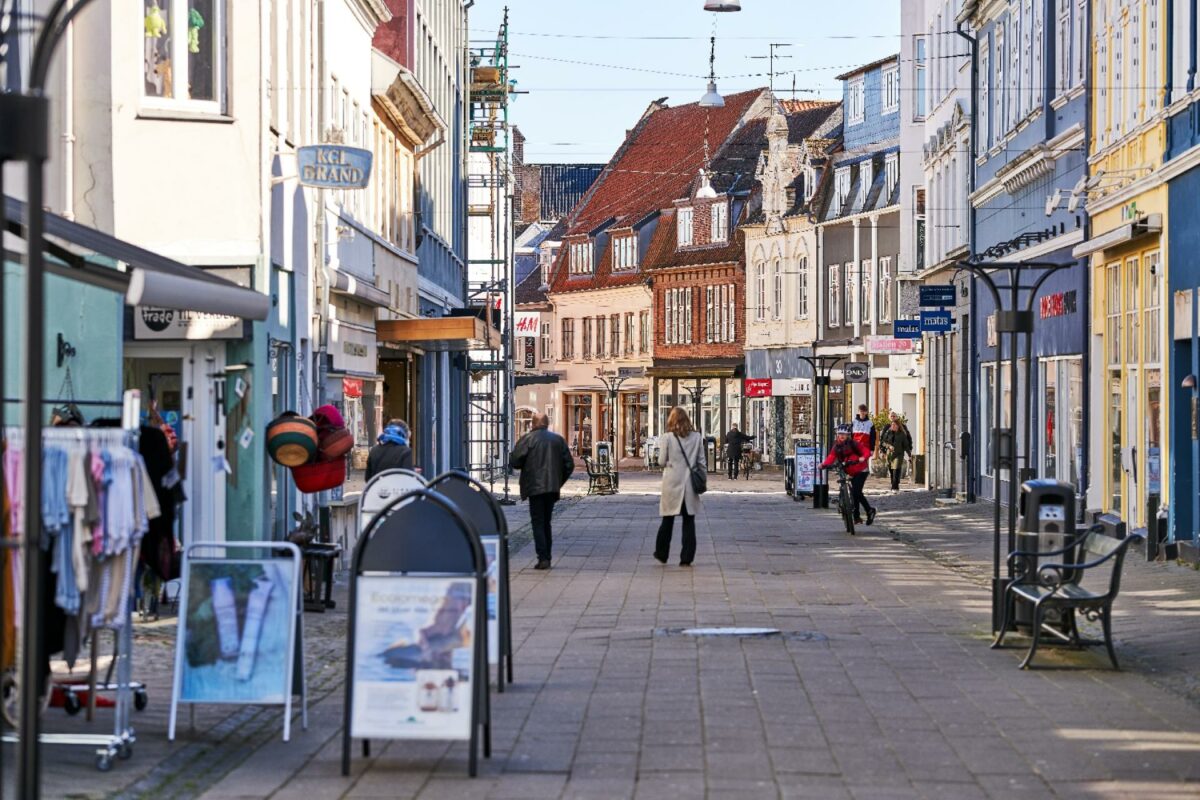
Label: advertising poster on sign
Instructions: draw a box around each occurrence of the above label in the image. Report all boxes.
[482,536,500,665]
[795,445,818,496]
[179,560,296,704]
[351,576,475,741]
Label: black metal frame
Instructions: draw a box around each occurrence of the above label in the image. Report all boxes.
[797,355,842,509]
[834,464,856,536]
[341,487,491,777]
[427,470,515,690]
[593,370,632,490]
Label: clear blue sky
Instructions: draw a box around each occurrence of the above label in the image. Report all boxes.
[470,0,901,164]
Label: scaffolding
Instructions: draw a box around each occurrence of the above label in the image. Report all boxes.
[465,10,514,500]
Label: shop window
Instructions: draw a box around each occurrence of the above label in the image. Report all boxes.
[143,0,226,111]
[1109,372,1123,512]
[1144,251,1161,363]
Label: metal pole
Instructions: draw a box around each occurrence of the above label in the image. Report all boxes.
[1008,278,1019,566]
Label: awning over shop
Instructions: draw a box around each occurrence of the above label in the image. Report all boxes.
[646,358,745,379]
[376,315,499,351]
[1071,214,1163,259]
[515,372,561,387]
[329,268,390,307]
[4,195,270,320]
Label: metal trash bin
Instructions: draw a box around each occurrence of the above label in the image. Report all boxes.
[1012,480,1076,631]
[705,436,717,472]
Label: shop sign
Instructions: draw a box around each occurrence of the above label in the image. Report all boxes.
[1039,290,1077,319]
[743,378,772,398]
[987,313,997,347]
[864,336,915,355]
[772,378,812,396]
[523,339,535,368]
[343,378,363,398]
[919,285,956,307]
[920,310,953,332]
[617,367,646,378]
[134,306,243,340]
[1174,290,1193,341]
[343,341,368,358]
[297,145,373,189]
[894,319,922,339]
[514,312,540,339]
[844,363,869,384]
[332,325,377,373]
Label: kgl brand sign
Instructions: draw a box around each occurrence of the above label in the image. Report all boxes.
[1039,290,1077,319]
[297,145,373,189]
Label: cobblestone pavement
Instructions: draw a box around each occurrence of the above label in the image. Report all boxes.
[8,474,1200,799]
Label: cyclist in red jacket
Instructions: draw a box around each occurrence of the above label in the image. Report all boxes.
[820,423,877,525]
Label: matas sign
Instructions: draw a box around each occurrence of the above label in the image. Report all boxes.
[297,145,373,189]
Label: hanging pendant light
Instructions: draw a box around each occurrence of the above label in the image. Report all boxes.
[704,1,741,10]
[696,169,718,199]
[698,35,724,107]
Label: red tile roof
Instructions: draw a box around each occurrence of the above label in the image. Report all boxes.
[548,88,765,295]
[641,208,746,272]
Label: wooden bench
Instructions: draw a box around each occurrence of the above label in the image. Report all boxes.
[582,455,615,496]
[993,525,1143,670]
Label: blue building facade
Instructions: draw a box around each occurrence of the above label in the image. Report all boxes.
[967,0,1091,506]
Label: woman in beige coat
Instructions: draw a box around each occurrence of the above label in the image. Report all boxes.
[654,407,705,566]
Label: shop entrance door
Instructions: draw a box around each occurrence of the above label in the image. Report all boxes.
[1125,369,1139,527]
[124,343,227,545]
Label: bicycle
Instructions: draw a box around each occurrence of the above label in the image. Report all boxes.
[833,463,856,536]
[739,444,757,480]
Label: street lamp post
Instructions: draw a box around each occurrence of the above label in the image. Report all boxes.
[798,356,842,509]
[595,370,632,490]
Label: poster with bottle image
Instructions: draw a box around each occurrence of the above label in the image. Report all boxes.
[481,535,499,665]
[350,576,475,740]
[178,560,297,704]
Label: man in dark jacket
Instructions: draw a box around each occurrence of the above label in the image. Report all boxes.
[724,424,754,479]
[366,419,413,481]
[509,414,574,570]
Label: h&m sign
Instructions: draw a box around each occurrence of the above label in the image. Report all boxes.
[298,145,373,189]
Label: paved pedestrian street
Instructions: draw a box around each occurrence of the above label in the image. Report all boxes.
[14,477,1200,799]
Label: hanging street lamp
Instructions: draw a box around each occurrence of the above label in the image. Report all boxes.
[698,36,725,108]
[704,1,742,10]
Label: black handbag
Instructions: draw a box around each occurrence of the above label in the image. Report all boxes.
[675,434,707,495]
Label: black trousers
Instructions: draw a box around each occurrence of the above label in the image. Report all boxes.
[528,493,557,561]
[655,500,696,564]
[851,472,873,519]
[727,454,739,479]
[889,467,902,491]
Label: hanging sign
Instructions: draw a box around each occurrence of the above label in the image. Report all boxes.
[1039,290,1078,319]
[343,378,364,398]
[919,285,956,307]
[743,378,773,398]
[297,145,373,189]
[894,319,922,339]
[844,363,869,384]
[864,336,915,355]
[920,310,953,332]
[514,312,540,339]
[350,576,476,740]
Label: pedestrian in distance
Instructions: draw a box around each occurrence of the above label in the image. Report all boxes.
[820,423,876,525]
[509,413,575,570]
[654,406,706,567]
[366,418,413,481]
[851,404,877,454]
[724,422,754,479]
[880,419,912,492]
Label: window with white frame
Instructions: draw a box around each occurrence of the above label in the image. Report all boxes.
[1031,0,1044,108]
[570,240,593,274]
[882,65,900,114]
[833,167,850,215]
[612,234,637,270]
[858,159,873,208]
[1009,8,1021,129]
[828,264,840,327]
[1147,0,1160,113]
[561,318,575,360]
[847,77,865,124]
[913,36,927,119]
[705,284,736,343]
[1073,0,1086,88]
[755,261,767,321]
[979,41,991,151]
[797,256,809,319]
[995,21,1006,138]
[624,313,635,356]
[611,314,621,358]
[884,153,899,201]
[1128,2,1141,131]
[878,257,892,322]
[1056,0,1071,95]
[772,259,783,320]
[844,263,855,325]
[1113,20,1124,138]
[804,166,817,202]
[143,0,226,111]
[665,287,693,345]
[582,316,593,359]
[861,260,873,324]
[639,310,650,353]
[711,202,728,242]
[595,316,606,359]
[1145,251,1162,363]
[677,207,694,246]
[541,322,552,361]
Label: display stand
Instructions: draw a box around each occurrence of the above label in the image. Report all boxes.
[342,488,490,777]
[359,469,427,534]
[794,443,818,500]
[168,542,307,743]
[428,471,514,690]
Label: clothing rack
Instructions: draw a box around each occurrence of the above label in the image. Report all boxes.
[2,418,145,771]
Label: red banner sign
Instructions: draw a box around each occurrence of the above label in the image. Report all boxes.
[743,378,773,398]
[342,378,364,398]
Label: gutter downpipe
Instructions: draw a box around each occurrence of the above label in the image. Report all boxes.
[956,16,979,504]
[316,0,328,411]
[1081,0,1094,522]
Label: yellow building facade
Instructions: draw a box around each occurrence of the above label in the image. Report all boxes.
[1078,0,1170,530]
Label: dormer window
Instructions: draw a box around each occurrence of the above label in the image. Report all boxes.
[858,159,873,207]
[884,153,899,200]
[804,166,816,202]
[710,203,728,242]
[833,167,850,215]
[847,77,865,124]
[613,234,638,271]
[569,240,593,275]
[677,207,694,246]
[882,64,900,114]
